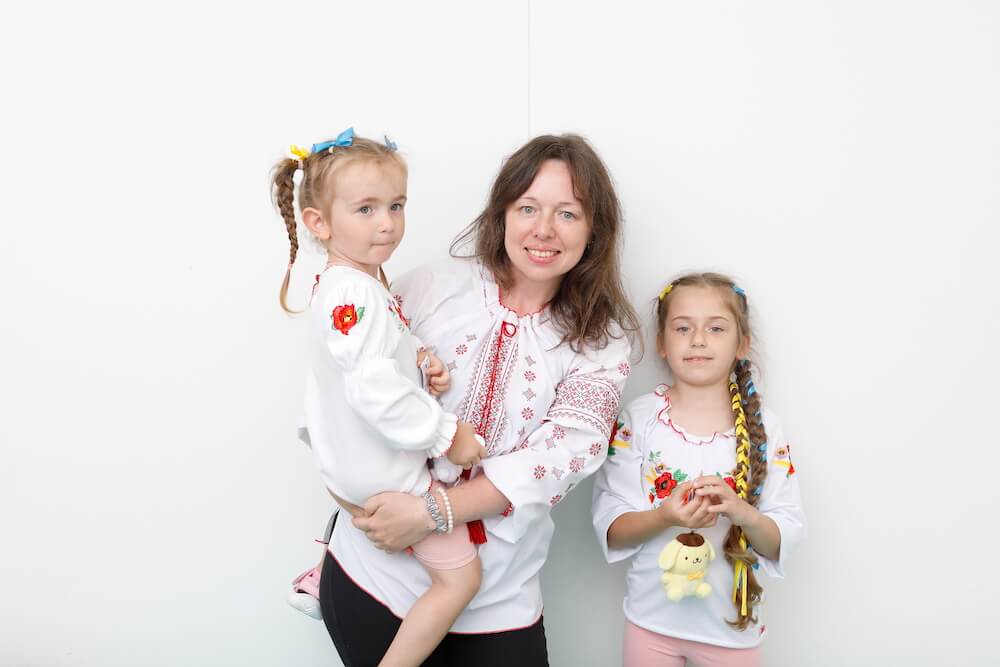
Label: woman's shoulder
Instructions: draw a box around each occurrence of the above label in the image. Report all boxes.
[391,257,481,300]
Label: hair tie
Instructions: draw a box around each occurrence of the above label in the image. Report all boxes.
[383,135,398,151]
[732,285,746,297]
[658,283,674,300]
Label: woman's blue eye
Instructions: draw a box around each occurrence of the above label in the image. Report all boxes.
[359,205,373,215]
[521,205,535,215]
[560,211,575,220]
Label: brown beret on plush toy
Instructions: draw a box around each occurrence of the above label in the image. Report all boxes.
[658,532,715,602]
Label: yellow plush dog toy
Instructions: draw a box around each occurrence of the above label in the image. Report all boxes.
[658,532,715,601]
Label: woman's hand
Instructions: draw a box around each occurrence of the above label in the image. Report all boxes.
[658,481,718,530]
[692,475,755,527]
[352,492,436,553]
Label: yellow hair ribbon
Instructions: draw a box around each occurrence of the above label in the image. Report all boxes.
[658,283,674,300]
[729,381,752,620]
[289,144,310,161]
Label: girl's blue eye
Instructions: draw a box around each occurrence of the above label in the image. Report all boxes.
[390,202,403,211]
[359,205,373,215]
[710,326,724,333]
[676,326,690,333]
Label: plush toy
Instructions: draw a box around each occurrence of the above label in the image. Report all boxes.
[658,532,715,601]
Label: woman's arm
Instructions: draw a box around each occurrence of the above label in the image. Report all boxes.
[351,475,512,553]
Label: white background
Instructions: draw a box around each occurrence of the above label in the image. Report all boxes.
[3,1,998,665]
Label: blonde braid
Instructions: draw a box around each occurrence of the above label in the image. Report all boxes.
[722,373,765,630]
[272,157,302,314]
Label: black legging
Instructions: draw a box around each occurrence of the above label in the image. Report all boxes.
[319,550,549,666]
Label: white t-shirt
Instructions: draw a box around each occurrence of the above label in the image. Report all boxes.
[328,258,632,633]
[592,385,807,648]
[302,265,457,506]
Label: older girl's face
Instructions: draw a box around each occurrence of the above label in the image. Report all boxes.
[503,160,591,295]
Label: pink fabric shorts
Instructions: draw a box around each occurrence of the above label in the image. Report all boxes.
[409,524,478,570]
[623,620,761,667]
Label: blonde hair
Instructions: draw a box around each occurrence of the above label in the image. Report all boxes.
[270,135,406,313]
[656,272,767,631]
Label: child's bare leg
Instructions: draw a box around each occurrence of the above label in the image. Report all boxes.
[377,557,482,667]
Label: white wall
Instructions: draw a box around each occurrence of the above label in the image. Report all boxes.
[3,2,997,665]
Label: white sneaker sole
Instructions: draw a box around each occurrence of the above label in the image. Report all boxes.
[288,591,323,620]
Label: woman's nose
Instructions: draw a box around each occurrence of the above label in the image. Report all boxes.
[533,212,555,239]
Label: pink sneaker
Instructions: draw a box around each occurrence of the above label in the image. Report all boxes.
[287,566,322,620]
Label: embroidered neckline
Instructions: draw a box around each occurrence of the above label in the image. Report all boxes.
[478,262,550,323]
[653,384,735,446]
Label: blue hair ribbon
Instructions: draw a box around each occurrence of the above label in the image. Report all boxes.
[312,127,355,153]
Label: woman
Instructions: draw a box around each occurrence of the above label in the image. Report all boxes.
[320,134,640,666]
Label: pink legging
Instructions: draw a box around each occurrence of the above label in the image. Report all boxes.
[623,621,762,667]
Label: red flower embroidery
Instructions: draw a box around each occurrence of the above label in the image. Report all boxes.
[589,442,602,456]
[724,476,737,492]
[569,456,585,473]
[549,494,563,506]
[522,407,534,421]
[552,425,566,440]
[331,304,364,335]
[456,344,468,355]
[654,472,677,498]
[533,465,546,479]
[618,361,630,376]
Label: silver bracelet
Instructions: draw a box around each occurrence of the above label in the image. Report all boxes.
[423,491,447,534]
[437,487,454,534]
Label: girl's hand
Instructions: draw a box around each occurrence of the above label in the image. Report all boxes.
[658,482,718,530]
[693,476,755,527]
[351,492,435,553]
[423,353,450,396]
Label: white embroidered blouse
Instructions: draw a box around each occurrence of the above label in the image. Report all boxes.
[302,265,458,506]
[592,385,807,648]
[328,258,632,632]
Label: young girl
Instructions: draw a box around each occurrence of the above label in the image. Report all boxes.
[592,273,806,666]
[271,129,487,667]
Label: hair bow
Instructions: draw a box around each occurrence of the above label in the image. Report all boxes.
[732,285,746,297]
[658,283,674,301]
[311,127,355,154]
[383,135,398,151]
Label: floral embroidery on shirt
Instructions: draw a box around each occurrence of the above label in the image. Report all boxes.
[644,452,689,504]
[521,407,534,421]
[524,370,536,382]
[552,425,566,440]
[533,465,547,479]
[608,419,632,456]
[386,298,409,331]
[568,456,585,473]
[331,304,365,335]
[773,444,796,477]
[549,494,563,506]
[618,361,630,377]
[589,442,602,456]
[456,344,468,355]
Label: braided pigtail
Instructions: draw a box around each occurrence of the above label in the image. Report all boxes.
[722,369,766,630]
[272,157,303,314]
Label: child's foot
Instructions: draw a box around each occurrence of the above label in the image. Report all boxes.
[287,566,323,620]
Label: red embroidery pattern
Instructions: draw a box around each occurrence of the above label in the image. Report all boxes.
[618,361,630,377]
[524,370,536,382]
[568,456,585,473]
[521,407,534,421]
[331,304,364,335]
[549,374,620,438]
[533,465,547,479]
[456,344,468,355]
[588,442,602,456]
[457,322,519,454]
[552,425,566,440]
[549,494,563,506]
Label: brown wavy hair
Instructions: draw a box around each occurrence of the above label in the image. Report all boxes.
[451,134,639,352]
[656,272,767,630]
[270,135,406,313]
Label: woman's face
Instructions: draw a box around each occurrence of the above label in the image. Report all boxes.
[503,159,591,295]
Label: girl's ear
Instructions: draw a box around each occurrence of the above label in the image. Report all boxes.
[655,330,667,360]
[302,207,331,241]
[737,334,752,361]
